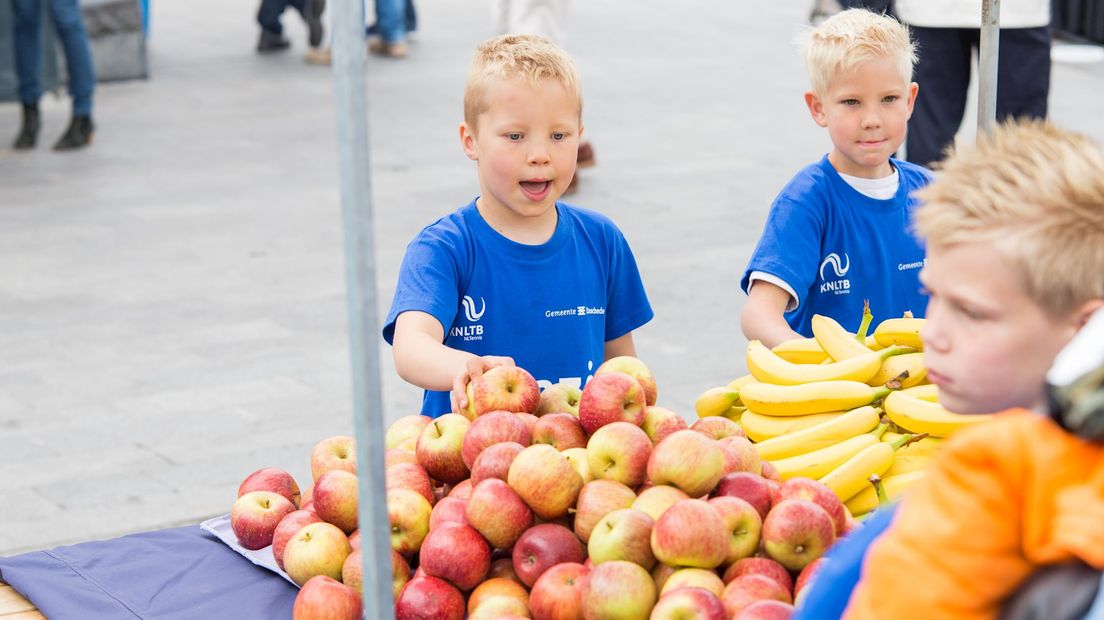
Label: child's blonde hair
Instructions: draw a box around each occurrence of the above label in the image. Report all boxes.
[915,120,1104,317]
[802,9,917,96]
[463,34,583,130]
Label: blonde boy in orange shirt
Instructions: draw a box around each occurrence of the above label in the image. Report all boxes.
[841,121,1104,619]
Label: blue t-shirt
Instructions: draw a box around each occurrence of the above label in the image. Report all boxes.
[740,156,932,336]
[383,199,654,417]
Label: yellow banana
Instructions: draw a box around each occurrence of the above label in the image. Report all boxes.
[740,380,891,416]
[881,432,943,457]
[883,454,933,478]
[866,352,928,388]
[771,338,830,364]
[738,410,845,442]
[900,384,939,402]
[721,406,747,424]
[883,391,993,437]
[811,314,874,361]
[844,471,926,517]
[747,340,910,386]
[695,387,741,418]
[753,406,881,460]
[864,335,885,351]
[727,374,757,391]
[769,433,880,480]
[819,433,917,501]
[873,317,925,349]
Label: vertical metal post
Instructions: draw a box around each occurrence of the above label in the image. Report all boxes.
[330,1,394,618]
[978,0,1001,136]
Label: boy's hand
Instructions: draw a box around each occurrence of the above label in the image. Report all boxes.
[451,355,516,415]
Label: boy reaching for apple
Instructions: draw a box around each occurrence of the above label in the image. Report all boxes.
[382,35,653,418]
[794,120,1104,619]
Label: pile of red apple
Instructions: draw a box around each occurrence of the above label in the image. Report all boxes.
[230,357,858,619]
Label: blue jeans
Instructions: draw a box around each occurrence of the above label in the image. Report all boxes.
[374,0,414,43]
[12,0,96,116]
[257,0,307,36]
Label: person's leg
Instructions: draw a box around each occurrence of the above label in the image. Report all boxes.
[47,0,95,116]
[404,0,417,32]
[995,26,1050,122]
[905,26,973,167]
[369,0,408,57]
[288,0,325,48]
[256,0,291,51]
[11,0,43,149]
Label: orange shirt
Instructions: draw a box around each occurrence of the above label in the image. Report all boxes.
[844,410,1104,620]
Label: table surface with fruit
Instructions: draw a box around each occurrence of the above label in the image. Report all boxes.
[0,310,988,619]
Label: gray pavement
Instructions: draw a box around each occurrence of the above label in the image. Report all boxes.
[1,0,1103,556]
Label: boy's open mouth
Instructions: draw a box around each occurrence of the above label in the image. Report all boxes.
[520,180,551,200]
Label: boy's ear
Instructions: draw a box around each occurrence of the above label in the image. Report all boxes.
[805,90,828,128]
[1074,300,1104,329]
[459,122,478,161]
[905,82,919,117]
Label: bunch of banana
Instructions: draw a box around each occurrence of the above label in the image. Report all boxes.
[883,386,993,437]
[739,380,891,416]
[739,410,846,442]
[753,405,881,460]
[771,337,829,364]
[873,317,925,350]
[819,431,925,501]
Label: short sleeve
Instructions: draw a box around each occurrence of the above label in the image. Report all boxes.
[740,195,825,310]
[603,226,654,341]
[382,230,463,345]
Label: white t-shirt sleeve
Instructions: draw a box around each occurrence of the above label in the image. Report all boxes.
[748,271,799,313]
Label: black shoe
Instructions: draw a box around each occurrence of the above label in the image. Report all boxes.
[257,29,290,52]
[13,103,40,150]
[52,116,94,151]
[304,0,325,48]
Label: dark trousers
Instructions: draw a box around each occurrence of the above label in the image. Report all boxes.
[906,25,1051,167]
[257,0,307,36]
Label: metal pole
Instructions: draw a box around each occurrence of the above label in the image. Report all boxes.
[978,0,1001,136]
[329,1,394,618]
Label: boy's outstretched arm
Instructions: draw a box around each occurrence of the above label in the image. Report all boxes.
[741,281,802,348]
[391,310,515,413]
[604,332,637,360]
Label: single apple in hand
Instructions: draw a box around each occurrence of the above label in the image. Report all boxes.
[761,499,836,572]
[535,382,582,417]
[238,467,301,508]
[586,421,653,488]
[595,356,658,406]
[573,479,636,543]
[282,521,352,586]
[419,523,491,591]
[272,509,322,570]
[512,523,586,587]
[310,436,356,483]
[395,575,465,620]
[529,561,589,620]
[651,586,726,620]
[581,560,658,620]
[231,490,296,550]
[312,470,359,534]
[587,508,656,569]
[578,371,646,434]
[531,412,587,450]
[416,413,472,485]
[292,575,361,620]
[642,406,690,445]
[469,366,541,416]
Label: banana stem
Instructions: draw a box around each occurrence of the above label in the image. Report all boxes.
[870,474,890,506]
[889,432,929,450]
[856,300,874,342]
[870,422,889,439]
[884,371,911,390]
